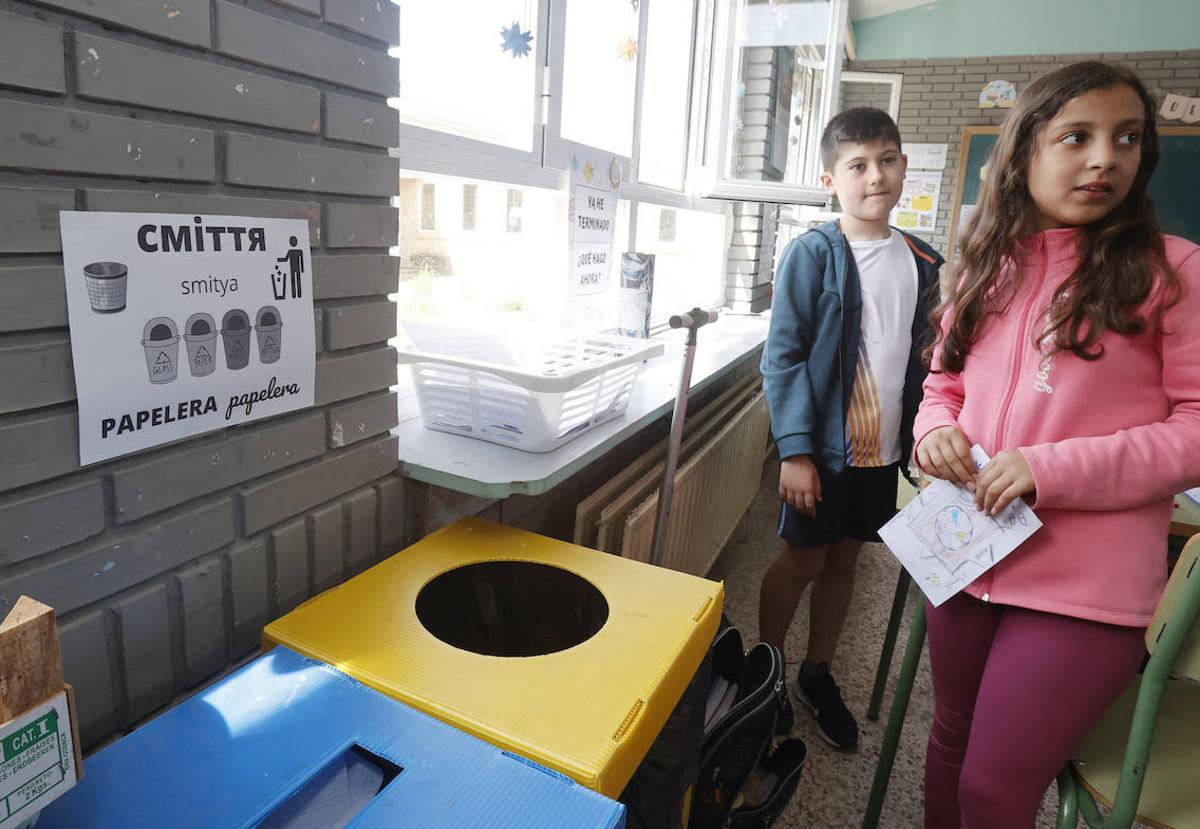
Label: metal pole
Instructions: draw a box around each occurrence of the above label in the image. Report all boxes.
[650,308,717,568]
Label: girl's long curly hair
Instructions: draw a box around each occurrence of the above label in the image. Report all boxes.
[929,61,1180,374]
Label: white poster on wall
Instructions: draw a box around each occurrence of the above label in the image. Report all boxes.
[890,170,942,235]
[59,211,315,465]
[905,142,948,170]
[567,154,620,296]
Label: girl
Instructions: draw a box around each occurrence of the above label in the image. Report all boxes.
[914,61,1200,828]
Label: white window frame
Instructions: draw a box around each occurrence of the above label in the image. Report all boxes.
[419,182,437,231]
[392,0,558,190]
[396,0,864,331]
[693,0,851,205]
[541,0,646,184]
[840,70,904,119]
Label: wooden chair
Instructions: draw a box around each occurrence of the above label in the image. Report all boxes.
[1055,533,1200,829]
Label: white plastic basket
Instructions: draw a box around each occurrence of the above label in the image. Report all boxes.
[398,327,664,453]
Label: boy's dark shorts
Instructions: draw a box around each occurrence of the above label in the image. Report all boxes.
[778,463,899,548]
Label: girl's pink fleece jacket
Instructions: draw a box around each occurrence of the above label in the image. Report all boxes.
[915,227,1200,626]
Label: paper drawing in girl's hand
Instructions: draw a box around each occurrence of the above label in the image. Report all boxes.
[935,504,974,551]
[879,445,1042,606]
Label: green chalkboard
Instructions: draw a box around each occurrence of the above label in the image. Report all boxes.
[948,125,1200,255]
[1150,130,1200,243]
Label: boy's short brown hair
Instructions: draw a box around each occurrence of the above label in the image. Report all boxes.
[820,107,902,171]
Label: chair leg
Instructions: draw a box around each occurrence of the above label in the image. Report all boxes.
[862,600,926,829]
[1055,765,1079,829]
[867,569,911,721]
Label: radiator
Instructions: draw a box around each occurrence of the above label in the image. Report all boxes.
[620,391,770,574]
[577,375,761,555]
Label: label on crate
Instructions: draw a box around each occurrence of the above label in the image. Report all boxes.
[0,692,77,828]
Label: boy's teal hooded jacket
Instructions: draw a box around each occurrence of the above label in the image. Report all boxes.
[761,220,944,476]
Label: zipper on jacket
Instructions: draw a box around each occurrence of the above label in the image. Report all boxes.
[979,239,1047,604]
[992,240,1047,451]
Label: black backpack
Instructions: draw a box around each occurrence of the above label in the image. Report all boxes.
[688,626,807,829]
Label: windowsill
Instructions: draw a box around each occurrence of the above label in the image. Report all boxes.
[391,313,770,499]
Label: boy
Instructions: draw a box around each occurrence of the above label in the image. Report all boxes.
[758,107,943,751]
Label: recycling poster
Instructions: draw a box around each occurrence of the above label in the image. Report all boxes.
[59,211,315,465]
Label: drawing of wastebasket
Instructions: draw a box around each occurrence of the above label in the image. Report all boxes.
[221,309,251,370]
[184,313,218,377]
[83,262,128,313]
[142,316,179,384]
[254,306,282,364]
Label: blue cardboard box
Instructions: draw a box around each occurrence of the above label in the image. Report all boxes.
[40,647,625,828]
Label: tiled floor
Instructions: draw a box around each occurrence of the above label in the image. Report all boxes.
[707,458,1146,829]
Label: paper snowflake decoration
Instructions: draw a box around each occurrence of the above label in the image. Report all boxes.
[500,22,533,58]
[582,162,595,183]
[617,37,638,62]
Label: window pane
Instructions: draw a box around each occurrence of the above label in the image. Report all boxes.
[837,78,893,113]
[421,183,436,230]
[560,1,639,157]
[398,172,629,333]
[462,184,477,230]
[638,0,695,190]
[396,0,539,151]
[506,189,523,233]
[728,0,830,186]
[634,204,727,322]
[658,208,677,243]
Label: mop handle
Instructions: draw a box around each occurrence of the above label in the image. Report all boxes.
[651,307,720,567]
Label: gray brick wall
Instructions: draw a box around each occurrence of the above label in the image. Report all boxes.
[0,0,405,750]
[725,47,780,314]
[846,49,1200,258]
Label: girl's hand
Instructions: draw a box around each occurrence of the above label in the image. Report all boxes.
[780,455,821,518]
[975,450,1035,516]
[915,426,976,488]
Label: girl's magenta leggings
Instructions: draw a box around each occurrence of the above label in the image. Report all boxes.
[923,593,1146,828]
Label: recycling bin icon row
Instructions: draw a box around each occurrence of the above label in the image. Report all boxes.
[142,306,282,384]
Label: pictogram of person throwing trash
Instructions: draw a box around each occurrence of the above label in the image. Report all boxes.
[273,236,305,300]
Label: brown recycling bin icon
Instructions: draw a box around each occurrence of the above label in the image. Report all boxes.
[221,309,251,370]
[255,306,282,364]
[142,317,179,384]
[184,313,218,377]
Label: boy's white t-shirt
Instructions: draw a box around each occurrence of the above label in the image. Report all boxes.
[845,230,919,467]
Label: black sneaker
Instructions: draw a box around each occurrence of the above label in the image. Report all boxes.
[795,661,859,751]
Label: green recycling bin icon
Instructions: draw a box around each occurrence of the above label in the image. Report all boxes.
[142,316,180,384]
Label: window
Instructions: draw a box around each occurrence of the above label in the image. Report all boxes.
[635,203,728,323]
[556,1,640,159]
[658,208,678,243]
[395,0,543,153]
[506,189,523,233]
[836,71,903,117]
[392,0,746,334]
[638,0,699,191]
[420,183,436,230]
[696,0,851,204]
[398,171,632,333]
[462,184,477,231]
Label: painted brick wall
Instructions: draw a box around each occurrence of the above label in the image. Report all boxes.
[0,0,405,749]
[846,49,1200,258]
[725,47,779,314]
